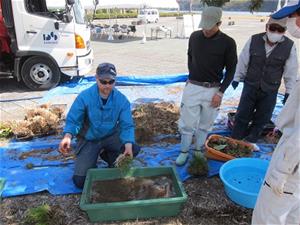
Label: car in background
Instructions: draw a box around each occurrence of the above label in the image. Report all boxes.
[137,8,159,23]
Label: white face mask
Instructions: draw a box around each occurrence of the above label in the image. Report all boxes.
[266,30,284,43]
[287,17,300,38]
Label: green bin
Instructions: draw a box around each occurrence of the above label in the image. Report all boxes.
[80,166,187,222]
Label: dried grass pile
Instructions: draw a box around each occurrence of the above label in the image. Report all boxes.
[11,104,65,139]
[132,102,180,144]
[11,121,33,138]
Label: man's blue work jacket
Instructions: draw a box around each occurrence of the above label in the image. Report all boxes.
[63,84,135,144]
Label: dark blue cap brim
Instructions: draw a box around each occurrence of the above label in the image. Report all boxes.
[272,3,300,19]
[97,74,116,80]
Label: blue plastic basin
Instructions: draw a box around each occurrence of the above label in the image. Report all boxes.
[219,158,269,209]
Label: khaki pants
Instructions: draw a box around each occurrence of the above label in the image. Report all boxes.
[178,83,219,147]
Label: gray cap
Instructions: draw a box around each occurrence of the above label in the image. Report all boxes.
[266,17,288,28]
[199,6,222,30]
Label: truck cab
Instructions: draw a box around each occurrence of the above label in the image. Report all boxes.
[0,0,93,90]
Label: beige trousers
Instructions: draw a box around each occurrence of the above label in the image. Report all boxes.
[178,83,219,149]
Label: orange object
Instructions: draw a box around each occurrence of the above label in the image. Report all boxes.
[205,150,231,162]
[66,52,74,57]
[204,134,255,162]
[75,34,85,49]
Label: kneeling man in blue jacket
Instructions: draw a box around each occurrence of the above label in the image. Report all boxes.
[59,63,140,189]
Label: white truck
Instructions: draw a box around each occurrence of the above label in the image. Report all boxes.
[0,0,93,90]
[137,8,159,23]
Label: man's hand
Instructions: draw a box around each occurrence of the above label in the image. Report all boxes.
[282,93,289,105]
[266,169,288,196]
[231,81,239,90]
[59,133,72,156]
[211,92,223,108]
[123,143,133,158]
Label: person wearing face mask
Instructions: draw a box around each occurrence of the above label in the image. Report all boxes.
[230,17,298,143]
[252,2,300,225]
[176,6,237,166]
[59,63,140,189]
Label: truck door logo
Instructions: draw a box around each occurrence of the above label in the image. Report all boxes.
[43,32,59,44]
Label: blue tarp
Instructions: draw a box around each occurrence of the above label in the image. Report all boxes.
[41,74,284,128]
[41,74,189,103]
[0,133,275,197]
[0,74,283,198]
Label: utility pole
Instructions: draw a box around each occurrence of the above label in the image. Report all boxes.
[92,0,99,21]
[276,0,282,11]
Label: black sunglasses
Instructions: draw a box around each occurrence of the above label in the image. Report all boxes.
[268,24,286,33]
[99,79,115,85]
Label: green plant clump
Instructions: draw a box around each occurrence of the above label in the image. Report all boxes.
[23,204,51,225]
[188,156,208,176]
[208,137,252,158]
[0,123,13,138]
[114,154,133,172]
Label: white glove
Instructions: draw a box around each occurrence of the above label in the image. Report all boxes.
[266,169,288,196]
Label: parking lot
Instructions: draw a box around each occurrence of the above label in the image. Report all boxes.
[1,14,299,121]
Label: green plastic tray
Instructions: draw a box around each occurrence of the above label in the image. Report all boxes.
[80,166,187,222]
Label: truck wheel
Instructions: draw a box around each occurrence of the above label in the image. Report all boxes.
[21,56,61,90]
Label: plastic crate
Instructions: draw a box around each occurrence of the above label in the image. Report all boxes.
[220,158,269,208]
[80,167,187,222]
[227,112,275,135]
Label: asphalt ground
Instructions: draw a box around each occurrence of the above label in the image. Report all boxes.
[1,14,299,121]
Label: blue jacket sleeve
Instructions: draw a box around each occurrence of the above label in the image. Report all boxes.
[119,99,135,144]
[63,94,86,137]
